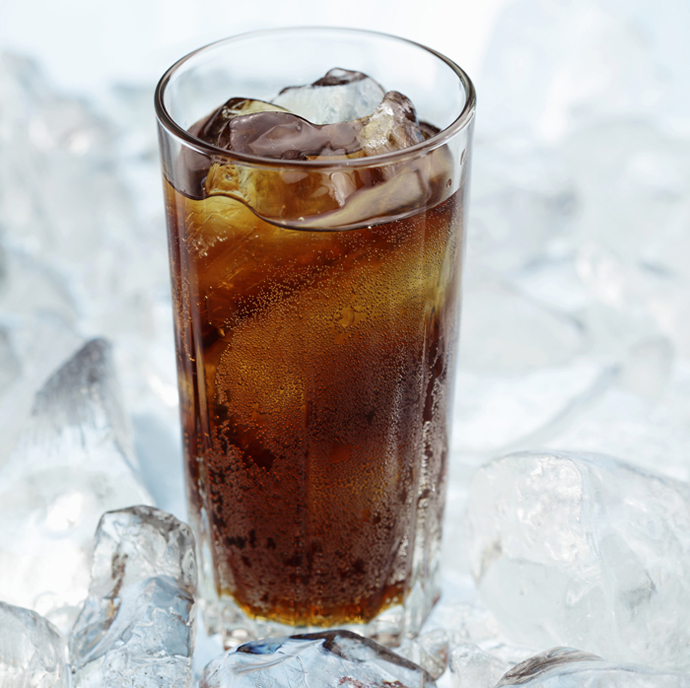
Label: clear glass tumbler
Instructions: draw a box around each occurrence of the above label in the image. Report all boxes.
[155,27,475,647]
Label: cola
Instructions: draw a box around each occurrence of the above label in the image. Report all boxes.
[157,45,474,639]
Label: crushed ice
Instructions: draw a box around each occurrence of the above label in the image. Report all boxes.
[1,0,690,685]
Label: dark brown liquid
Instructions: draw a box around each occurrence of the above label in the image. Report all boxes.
[164,116,465,626]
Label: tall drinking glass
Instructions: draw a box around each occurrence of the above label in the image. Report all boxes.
[155,27,475,647]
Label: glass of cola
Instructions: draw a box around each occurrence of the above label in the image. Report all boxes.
[155,27,475,647]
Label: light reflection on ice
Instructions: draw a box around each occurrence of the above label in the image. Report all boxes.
[0,0,689,682]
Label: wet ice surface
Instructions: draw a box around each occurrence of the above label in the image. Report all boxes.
[272,68,385,124]
[466,451,690,671]
[396,629,450,680]
[356,90,424,156]
[198,89,422,159]
[450,0,690,476]
[496,647,690,687]
[196,77,439,230]
[442,16,690,678]
[450,643,511,688]
[69,505,197,688]
[0,50,184,511]
[0,601,69,688]
[0,0,690,683]
[200,631,435,688]
[0,339,153,632]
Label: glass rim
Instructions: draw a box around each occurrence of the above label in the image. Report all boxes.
[154,26,476,170]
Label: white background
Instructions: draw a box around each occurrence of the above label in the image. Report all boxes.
[0,0,510,95]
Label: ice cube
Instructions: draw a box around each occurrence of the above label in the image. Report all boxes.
[479,0,670,140]
[544,359,690,483]
[451,358,615,457]
[0,316,83,472]
[0,601,69,688]
[496,647,690,687]
[193,97,290,149]
[210,109,361,159]
[69,505,197,688]
[458,282,584,375]
[465,451,690,671]
[0,52,147,308]
[0,54,177,458]
[396,629,450,680]
[197,89,441,230]
[272,68,385,124]
[200,630,435,688]
[465,140,578,275]
[356,91,424,156]
[0,339,153,632]
[173,97,290,199]
[199,90,422,161]
[449,643,510,688]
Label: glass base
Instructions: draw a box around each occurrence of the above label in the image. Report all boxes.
[200,575,440,649]
[191,459,447,649]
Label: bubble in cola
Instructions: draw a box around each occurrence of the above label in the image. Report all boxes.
[163,67,467,632]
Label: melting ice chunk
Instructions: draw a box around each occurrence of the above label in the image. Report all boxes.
[193,97,290,148]
[69,505,197,688]
[0,339,153,632]
[189,68,444,230]
[272,68,385,124]
[465,451,690,672]
[449,643,511,688]
[356,90,425,156]
[211,108,361,158]
[396,629,450,680]
[194,85,443,231]
[0,601,69,688]
[200,630,435,688]
[199,90,423,160]
[496,647,690,687]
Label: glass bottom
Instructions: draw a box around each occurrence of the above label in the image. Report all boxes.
[200,575,440,649]
[192,504,444,649]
